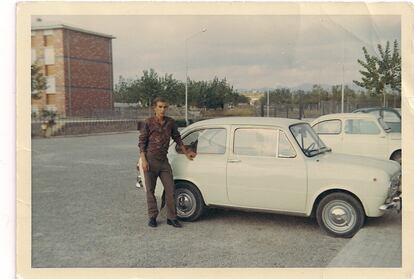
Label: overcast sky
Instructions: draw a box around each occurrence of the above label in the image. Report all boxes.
[32,15,400,90]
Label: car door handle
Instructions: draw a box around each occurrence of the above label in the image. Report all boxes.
[228,159,241,163]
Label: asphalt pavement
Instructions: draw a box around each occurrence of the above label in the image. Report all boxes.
[31,132,401,268]
[328,210,401,267]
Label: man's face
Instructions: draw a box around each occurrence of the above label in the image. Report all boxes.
[154,101,169,117]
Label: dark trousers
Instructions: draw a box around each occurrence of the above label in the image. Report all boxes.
[143,156,176,220]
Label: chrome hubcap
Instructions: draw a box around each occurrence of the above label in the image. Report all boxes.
[322,200,356,233]
[176,190,196,217]
[331,208,347,224]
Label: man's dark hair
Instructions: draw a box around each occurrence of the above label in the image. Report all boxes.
[152,97,168,107]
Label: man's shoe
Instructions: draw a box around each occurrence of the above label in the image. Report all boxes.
[148,217,157,227]
[167,219,182,228]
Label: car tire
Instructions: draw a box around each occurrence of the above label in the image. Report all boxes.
[390,150,402,164]
[316,192,365,238]
[175,182,206,222]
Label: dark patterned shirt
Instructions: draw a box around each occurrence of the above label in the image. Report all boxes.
[138,116,183,160]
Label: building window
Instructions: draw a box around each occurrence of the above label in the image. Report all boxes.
[44,48,55,65]
[45,65,56,76]
[44,35,54,46]
[46,76,56,93]
[31,49,37,64]
[46,94,56,105]
[43,30,54,46]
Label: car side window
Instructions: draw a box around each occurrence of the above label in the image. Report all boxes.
[234,128,277,157]
[367,110,381,118]
[177,128,227,154]
[382,111,401,133]
[313,120,341,134]
[383,110,400,122]
[344,119,380,135]
[278,130,296,158]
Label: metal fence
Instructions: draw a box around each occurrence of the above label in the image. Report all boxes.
[31,106,200,138]
[256,99,400,119]
[32,98,401,137]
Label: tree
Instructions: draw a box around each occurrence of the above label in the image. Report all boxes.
[331,85,342,102]
[160,73,184,105]
[113,69,248,109]
[233,92,250,104]
[188,76,241,109]
[259,88,291,105]
[331,85,356,103]
[202,77,225,109]
[353,40,401,104]
[139,69,163,106]
[311,84,329,102]
[113,76,133,102]
[31,63,47,99]
[113,69,169,105]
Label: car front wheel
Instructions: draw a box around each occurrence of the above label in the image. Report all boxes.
[175,182,205,222]
[390,150,401,164]
[316,192,365,238]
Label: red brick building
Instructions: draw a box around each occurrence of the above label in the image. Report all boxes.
[31,23,115,116]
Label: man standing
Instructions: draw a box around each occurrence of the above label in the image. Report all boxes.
[138,97,196,228]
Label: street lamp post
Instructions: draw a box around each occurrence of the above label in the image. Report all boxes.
[384,84,391,107]
[185,28,207,126]
[341,39,345,113]
[267,90,270,117]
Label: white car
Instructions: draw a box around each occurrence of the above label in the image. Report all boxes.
[311,113,401,164]
[149,117,401,238]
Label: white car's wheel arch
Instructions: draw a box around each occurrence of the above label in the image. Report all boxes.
[389,149,401,163]
[173,178,210,205]
[308,188,367,218]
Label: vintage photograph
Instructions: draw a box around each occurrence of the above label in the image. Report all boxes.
[19,3,412,276]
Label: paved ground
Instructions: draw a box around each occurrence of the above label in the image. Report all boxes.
[328,211,401,267]
[31,132,401,268]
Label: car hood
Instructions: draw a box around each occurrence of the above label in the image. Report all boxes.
[317,152,400,177]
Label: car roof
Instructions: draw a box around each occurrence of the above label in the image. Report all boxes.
[352,107,401,117]
[353,107,398,112]
[187,117,307,129]
[311,113,378,124]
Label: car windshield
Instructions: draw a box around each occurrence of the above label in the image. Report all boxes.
[290,123,330,157]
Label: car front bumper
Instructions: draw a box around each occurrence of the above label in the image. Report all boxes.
[379,195,401,212]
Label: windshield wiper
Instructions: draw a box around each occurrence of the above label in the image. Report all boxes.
[307,146,332,157]
[317,147,332,155]
[305,149,320,156]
